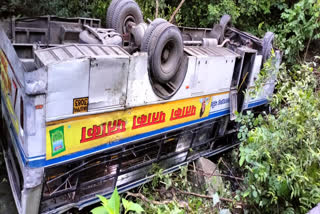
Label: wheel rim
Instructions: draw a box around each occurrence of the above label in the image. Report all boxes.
[160,40,176,75]
[123,15,136,34]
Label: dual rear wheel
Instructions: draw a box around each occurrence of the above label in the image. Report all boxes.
[106,0,186,99]
[106,0,144,35]
[105,1,275,98]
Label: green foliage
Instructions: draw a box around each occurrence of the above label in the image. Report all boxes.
[236,63,320,213]
[207,0,240,25]
[276,0,320,63]
[175,0,216,27]
[235,0,289,35]
[88,0,111,26]
[137,164,234,213]
[135,0,174,21]
[122,198,144,214]
[0,0,101,19]
[91,187,144,214]
[247,49,278,99]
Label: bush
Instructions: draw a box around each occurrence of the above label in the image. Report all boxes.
[276,0,320,64]
[236,63,320,213]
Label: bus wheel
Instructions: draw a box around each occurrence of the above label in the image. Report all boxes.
[106,0,144,35]
[145,21,183,83]
[262,32,275,64]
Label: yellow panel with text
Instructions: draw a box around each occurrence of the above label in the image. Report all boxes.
[0,49,20,134]
[46,95,212,160]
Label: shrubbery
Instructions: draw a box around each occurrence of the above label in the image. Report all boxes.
[236,59,320,213]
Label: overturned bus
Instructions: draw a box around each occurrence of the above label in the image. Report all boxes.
[0,0,281,213]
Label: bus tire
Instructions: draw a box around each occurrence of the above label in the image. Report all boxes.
[106,0,121,28]
[147,22,183,83]
[108,0,143,34]
[219,14,231,43]
[262,31,275,64]
[140,18,167,51]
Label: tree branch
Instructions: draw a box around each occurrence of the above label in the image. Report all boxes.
[175,188,244,207]
[304,31,313,62]
[169,0,185,23]
[155,0,159,18]
[194,167,244,181]
[220,158,245,189]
